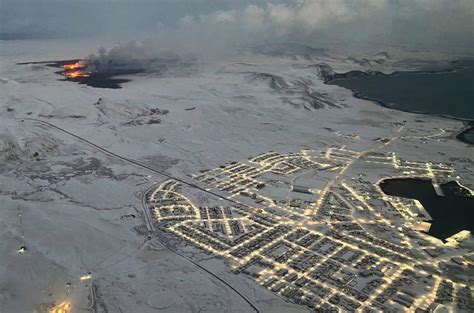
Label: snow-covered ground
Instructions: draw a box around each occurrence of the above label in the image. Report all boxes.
[0,39,472,312]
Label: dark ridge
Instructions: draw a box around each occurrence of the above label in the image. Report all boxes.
[321,59,474,84]
[373,51,391,60]
[248,71,341,110]
[325,70,380,82]
[17,59,82,67]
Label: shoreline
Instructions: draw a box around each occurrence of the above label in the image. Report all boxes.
[348,91,474,146]
[323,64,474,145]
[456,121,474,145]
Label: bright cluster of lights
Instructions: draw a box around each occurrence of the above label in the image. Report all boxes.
[49,301,71,313]
[146,141,471,311]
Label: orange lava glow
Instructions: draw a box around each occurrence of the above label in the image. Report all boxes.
[61,61,91,78]
[61,62,85,70]
[64,70,91,78]
[49,301,71,313]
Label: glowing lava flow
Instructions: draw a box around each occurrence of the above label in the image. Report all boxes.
[62,61,91,78]
[64,70,91,78]
[61,62,85,70]
[49,301,71,313]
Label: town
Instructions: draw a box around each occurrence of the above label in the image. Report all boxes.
[147,147,473,312]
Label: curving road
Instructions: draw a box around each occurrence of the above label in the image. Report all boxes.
[17,117,260,313]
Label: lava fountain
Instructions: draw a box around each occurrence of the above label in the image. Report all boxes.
[61,61,85,70]
[61,61,91,78]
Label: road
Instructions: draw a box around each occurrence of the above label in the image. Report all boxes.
[313,127,403,214]
[18,117,260,313]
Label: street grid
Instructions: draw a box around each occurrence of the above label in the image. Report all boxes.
[147,146,473,312]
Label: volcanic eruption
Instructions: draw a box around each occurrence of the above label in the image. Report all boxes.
[18,42,193,89]
[61,61,90,78]
[55,56,138,89]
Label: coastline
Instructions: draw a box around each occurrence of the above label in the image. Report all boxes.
[456,121,474,145]
[322,64,474,145]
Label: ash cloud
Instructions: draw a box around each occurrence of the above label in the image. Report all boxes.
[83,42,192,75]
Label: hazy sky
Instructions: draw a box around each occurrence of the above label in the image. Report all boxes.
[1,0,473,54]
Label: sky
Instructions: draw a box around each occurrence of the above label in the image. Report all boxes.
[1,0,473,55]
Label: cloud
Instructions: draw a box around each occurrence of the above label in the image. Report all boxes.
[173,0,474,54]
[243,5,266,30]
[1,0,473,55]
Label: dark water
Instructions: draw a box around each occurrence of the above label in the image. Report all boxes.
[327,61,474,121]
[456,121,474,144]
[380,178,474,241]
